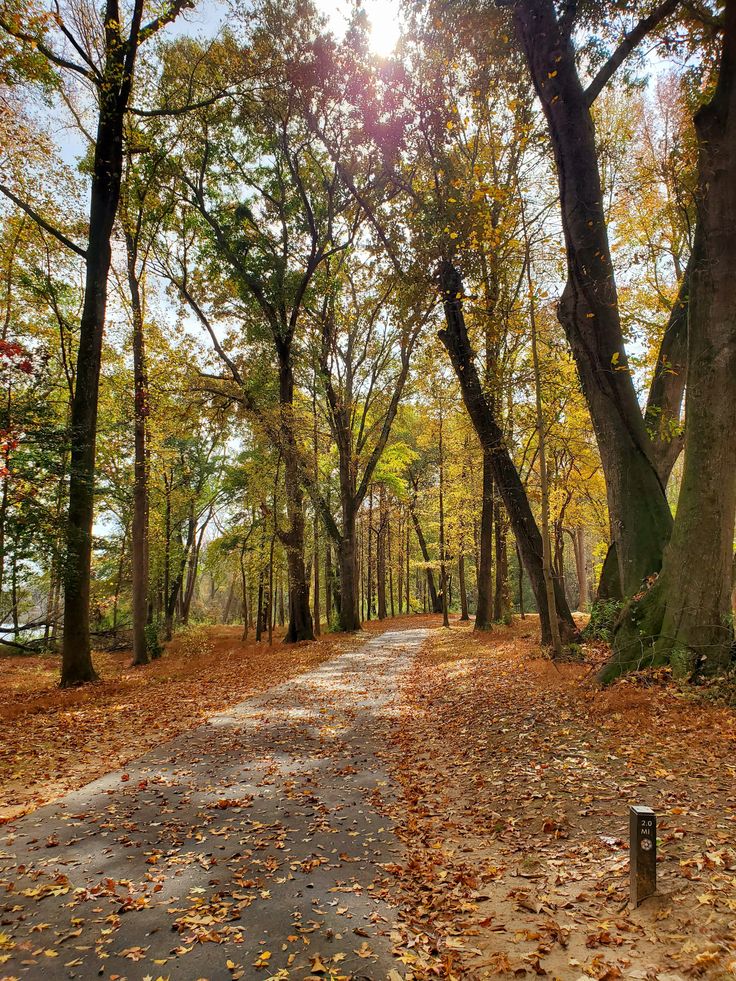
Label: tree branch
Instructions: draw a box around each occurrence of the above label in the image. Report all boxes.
[0,17,95,80]
[0,183,87,259]
[584,0,681,106]
[130,91,235,117]
[138,0,194,44]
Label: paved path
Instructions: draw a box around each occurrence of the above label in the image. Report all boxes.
[0,629,427,980]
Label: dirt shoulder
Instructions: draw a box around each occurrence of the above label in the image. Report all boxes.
[381,619,736,981]
[0,623,368,822]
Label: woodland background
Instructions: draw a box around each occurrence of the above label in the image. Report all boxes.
[0,0,733,686]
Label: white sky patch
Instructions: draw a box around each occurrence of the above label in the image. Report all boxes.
[314,0,403,57]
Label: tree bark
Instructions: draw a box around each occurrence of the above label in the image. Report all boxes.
[645,252,692,485]
[516,543,526,618]
[165,509,194,641]
[367,489,374,621]
[276,350,314,643]
[61,92,124,683]
[397,513,404,615]
[438,415,450,628]
[336,499,361,631]
[126,232,150,665]
[377,485,387,619]
[408,484,442,614]
[493,500,512,625]
[388,507,395,617]
[603,9,736,679]
[527,241,561,655]
[510,0,673,601]
[438,260,576,644]
[60,0,152,687]
[312,392,321,636]
[324,536,333,626]
[405,513,411,613]
[240,547,249,641]
[475,451,494,630]
[457,553,468,622]
[572,528,589,612]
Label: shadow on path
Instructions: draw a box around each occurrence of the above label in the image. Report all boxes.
[0,629,428,980]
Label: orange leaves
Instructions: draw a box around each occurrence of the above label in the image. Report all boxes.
[379,620,736,980]
[119,945,149,961]
[208,796,254,810]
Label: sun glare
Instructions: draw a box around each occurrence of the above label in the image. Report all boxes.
[314,0,402,58]
[365,0,402,57]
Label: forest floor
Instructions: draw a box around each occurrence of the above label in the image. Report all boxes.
[0,617,734,980]
[381,618,736,981]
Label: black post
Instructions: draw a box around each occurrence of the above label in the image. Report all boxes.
[629,805,656,907]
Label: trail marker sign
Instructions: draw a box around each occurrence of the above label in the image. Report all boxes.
[629,805,656,906]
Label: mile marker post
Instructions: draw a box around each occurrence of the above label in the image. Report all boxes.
[629,805,656,907]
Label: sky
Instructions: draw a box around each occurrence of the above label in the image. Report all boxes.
[315,0,403,57]
[168,0,403,56]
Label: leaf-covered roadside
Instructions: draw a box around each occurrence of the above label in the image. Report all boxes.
[378,621,736,980]
[0,626,356,822]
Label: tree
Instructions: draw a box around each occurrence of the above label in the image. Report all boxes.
[0,0,193,684]
[602,1,736,680]
[309,260,425,631]
[500,0,686,601]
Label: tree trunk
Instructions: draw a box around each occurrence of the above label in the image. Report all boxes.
[438,415,450,628]
[492,501,511,625]
[574,528,590,612]
[511,0,673,602]
[377,485,387,619]
[397,514,404,615]
[517,543,526,619]
[603,11,736,679]
[367,489,373,621]
[475,452,494,630]
[458,553,469,620]
[405,513,410,612]
[255,567,264,642]
[165,513,194,642]
[336,503,361,631]
[125,232,150,666]
[182,509,208,625]
[268,532,275,645]
[312,393,321,636]
[163,477,172,638]
[10,553,19,639]
[409,489,441,614]
[240,553,248,641]
[111,524,127,636]
[61,127,124,682]
[360,522,365,620]
[527,250,561,656]
[388,507,395,618]
[324,538,332,626]
[59,1,152,686]
[645,251,692,485]
[438,260,576,645]
[277,351,314,643]
[223,575,236,623]
[313,514,321,636]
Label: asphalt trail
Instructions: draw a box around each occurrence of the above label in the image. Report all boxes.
[0,629,428,980]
